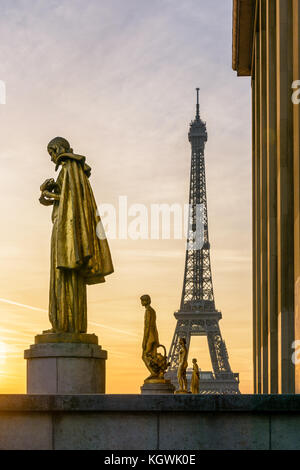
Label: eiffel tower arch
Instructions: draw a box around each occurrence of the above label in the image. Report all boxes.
[166,89,240,394]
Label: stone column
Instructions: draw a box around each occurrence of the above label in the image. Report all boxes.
[259,0,269,393]
[293,0,300,393]
[266,0,278,394]
[24,333,107,394]
[276,0,295,393]
[254,31,262,394]
[252,76,257,393]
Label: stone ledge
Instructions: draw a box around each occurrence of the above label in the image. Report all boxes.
[35,332,98,345]
[24,342,107,359]
[1,394,300,412]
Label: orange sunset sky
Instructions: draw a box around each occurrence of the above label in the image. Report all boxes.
[0,0,252,394]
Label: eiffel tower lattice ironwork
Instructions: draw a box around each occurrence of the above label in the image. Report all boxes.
[166,89,240,394]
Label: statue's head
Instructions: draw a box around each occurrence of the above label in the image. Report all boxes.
[140,294,151,307]
[192,358,197,364]
[179,337,186,346]
[47,137,72,163]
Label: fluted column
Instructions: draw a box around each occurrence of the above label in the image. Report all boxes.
[293,0,300,393]
[259,0,269,393]
[276,0,295,393]
[252,75,257,393]
[254,29,262,394]
[266,0,278,394]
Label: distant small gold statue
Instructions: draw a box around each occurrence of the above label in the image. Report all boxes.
[191,358,200,394]
[40,137,113,334]
[175,337,189,393]
[140,295,170,383]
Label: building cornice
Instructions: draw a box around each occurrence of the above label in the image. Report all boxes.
[232,0,256,76]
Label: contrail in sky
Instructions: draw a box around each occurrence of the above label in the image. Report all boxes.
[0,298,47,312]
[0,298,138,338]
[89,321,138,337]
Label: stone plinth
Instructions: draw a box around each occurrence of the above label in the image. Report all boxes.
[35,332,98,345]
[24,335,107,394]
[141,380,175,395]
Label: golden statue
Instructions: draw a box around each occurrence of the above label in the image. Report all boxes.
[191,358,200,394]
[175,337,189,393]
[140,295,170,383]
[39,137,113,334]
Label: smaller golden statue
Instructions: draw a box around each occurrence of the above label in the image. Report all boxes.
[191,358,200,394]
[175,337,189,394]
[140,295,170,383]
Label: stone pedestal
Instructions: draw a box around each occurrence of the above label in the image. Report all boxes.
[141,380,175,395]
[24,333,107,394]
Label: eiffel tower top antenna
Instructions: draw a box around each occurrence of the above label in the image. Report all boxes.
[196,87,200,119]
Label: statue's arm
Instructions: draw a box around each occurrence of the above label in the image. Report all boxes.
[42,190,60,201]
[39,194,54,206]
[39,178,60,206]
[39,191,60,206]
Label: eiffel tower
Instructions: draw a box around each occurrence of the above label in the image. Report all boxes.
[166,89,240,394]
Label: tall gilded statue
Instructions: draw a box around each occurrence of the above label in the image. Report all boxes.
[39,137,113,334]
[191,358,200,394]
[140,294,170,382]
[176,337,188,393]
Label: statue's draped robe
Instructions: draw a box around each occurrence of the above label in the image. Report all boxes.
[49,153,113,333]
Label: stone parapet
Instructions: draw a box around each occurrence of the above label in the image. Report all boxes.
[0,394,300,449]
